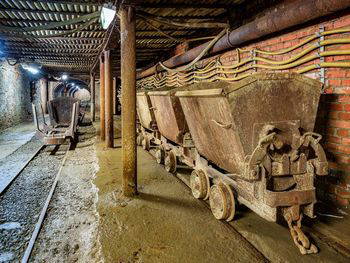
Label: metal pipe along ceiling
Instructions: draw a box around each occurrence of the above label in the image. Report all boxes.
[137,0,350,79]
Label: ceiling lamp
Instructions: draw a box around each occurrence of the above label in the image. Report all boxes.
[61,74,68,80]
[100,4,116,30]
[22,63,40,74]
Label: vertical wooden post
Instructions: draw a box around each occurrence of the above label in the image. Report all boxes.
[104,50,114,148]
[99,55,106,140]
[113,77,117,115]
[120,5,137,196]
[90,73,96,122]
[40,78,48,114]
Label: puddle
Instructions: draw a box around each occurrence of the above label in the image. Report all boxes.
[0,222,21,230]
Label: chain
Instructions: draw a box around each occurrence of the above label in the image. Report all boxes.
[284,211,318,254]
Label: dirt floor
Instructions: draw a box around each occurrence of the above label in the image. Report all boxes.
[94,120,266,263]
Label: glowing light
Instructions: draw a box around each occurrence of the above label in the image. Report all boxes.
[22,64,40,74]
[62,74,68,80]
[100,5,116,30]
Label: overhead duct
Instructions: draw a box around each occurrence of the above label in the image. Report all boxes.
[137,0,350,79]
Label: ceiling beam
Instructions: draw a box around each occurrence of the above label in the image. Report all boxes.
[0,7,95,18]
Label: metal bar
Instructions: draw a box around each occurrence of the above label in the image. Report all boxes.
[120,5,137,197]
[137,0,350,79]
[104,50,114,148]
[90,73,96,122]
[99,55,106,141]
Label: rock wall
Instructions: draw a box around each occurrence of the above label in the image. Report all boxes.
[0,60,32,131]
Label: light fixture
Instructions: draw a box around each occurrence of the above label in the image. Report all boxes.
[22,63,40,74]
[62,74,68,80]
[100,4,116,30]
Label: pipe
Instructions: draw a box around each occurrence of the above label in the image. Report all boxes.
[120,5,137,197]
[104,50,114,148]
[137,0,350,79]
[99,55,106,141]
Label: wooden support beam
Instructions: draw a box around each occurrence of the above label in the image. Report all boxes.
[113,77,117,115]
[120,5,137,197]
[90,73,96,122]
[104,50,114,148]
[99,55,105,141]
[40,78,48,114]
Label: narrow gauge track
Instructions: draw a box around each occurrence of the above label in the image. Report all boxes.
[0,142,71,263]
[0,145,44,195]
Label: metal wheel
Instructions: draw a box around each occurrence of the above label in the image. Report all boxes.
[165,151,177,173]
[190,170,210,199]
[155,147,165,164]
[142,137,150,151]
[137,134,143,146]
[209,182,235,221]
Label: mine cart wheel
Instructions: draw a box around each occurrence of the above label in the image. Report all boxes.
[137,134,143,146]
[190,170,210,199]
[156,147,165,164]
[142,137,150,151]
[209,182,236,221]
[165,151,177,173]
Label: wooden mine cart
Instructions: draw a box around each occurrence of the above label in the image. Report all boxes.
[136,91,161,151]
[32,97,80,145]
[175,73,328,255]
[147,87,195,172]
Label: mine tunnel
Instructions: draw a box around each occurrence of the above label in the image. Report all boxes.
[1,0,350,262]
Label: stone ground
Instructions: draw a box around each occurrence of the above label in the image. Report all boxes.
[1,117,350,263]
[31,121,102,263]
[0,141,65,262]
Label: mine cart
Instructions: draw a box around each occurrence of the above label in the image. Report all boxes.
[175,73,328,254]
[47,97,82,127]
[32,97,80,145]
[136,91,161,152]
[147,87,195,172]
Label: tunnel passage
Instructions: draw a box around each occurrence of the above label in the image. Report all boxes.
[53,79,91,102]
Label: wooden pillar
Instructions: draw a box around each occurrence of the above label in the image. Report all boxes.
[90,73,96,122]
[113,77,117,115]
[40,78,48,114]
[104,50,114,148]
[99,55,106,140]
[120,5,137,196]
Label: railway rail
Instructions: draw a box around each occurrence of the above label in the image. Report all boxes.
[0,142,72,262]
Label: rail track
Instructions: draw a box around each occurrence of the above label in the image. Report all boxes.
[0,142,72,263]
[0,145,44,195]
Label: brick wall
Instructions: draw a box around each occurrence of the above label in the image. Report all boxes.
[172,13,350,209]
[232,14,348,209]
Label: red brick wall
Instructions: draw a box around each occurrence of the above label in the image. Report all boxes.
[193,14,350,209]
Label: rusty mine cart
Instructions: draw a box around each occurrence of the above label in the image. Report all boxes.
[32,97,80,146]
[137,72,329,255]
